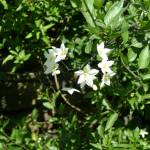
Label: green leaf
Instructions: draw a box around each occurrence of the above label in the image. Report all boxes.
[144,0,150,8]
[36,31,40,40]
[0,0,8,9]
[121,20,129,43]
[90,143,102,149]
[25,32,33,39]
[84,40,92,54]
[32,108,39,120]
[138,46,150,69]
[70,0,80,8]
[142,74,150,80]
[11,128,23,144]
[2,55,14,64]
[105,112,118,131]
[131,38,143,48]
[127,48,137,62]
[142,94,150,100]
[43,23,55,32]
[105,1,113,12]
[81,0,96,27]
[104,0,124,27]
[143,83,149,92]
[97,125,104,137]
[0,143,4,149]
[94,0,103,8]
[102,99,111,110]
[113,143,131,148]
[43,102,53,110]
[121,31,128,44]
[8,145,22,150]
[42,36,49,45]
[120,53,128,65]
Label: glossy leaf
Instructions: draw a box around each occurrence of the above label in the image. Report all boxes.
[70,0,80,8]
[142,74,150,80]
[104,0,124,28]
[2,55,14,64]
[81,0,96,27]
[0,0,8,9]
[121,20,129,43]
[105,112,118,131]
[127,48,137,62]
[138,46,150,69]
[131,38,143,48]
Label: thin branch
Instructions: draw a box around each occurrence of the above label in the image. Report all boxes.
[54,74,87,116]
[120,56,141,80]
[54,74,60,90]
[61,93,87,116]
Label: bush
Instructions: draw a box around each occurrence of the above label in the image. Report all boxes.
[0,0,150,149]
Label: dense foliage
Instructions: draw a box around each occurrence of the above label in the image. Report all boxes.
[1,0,150,149]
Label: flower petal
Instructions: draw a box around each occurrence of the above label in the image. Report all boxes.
[62,87,80,95]
[108,60,114,66]
[86,77,94,87]
[97,42,104,53]
[104,48,111,53]
[89,69,99,75]
[78,74,85,84]
[60,42,65,50]
[75,70,84,76]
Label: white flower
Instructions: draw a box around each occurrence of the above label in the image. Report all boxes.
[53,43,68,62]
[62,87,80,95]
[75,64,99,89]
[140,129,148,138]
[98,59,114,74]
[97,42,111,60]
[44,50,60,75]
[100,72,115,88]
[44,59,60,75]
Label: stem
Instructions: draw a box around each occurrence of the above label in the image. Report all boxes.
[61,93,87,116]
[120,56,141,81]
[54,74,87,116]
[54,74,60,90]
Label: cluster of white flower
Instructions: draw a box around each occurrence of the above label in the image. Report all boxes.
[44,43,68,76]
[97,42,115,88]
[75,42,115,90]
[44,41,115,94]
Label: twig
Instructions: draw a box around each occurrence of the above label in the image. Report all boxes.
[61,93,87,116]
[54,74,60,90]
[120,56,141,81]
[54,74,87,116]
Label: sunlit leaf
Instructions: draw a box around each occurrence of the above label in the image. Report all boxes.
[142,74,150,80]
[127,48,137,62]
[2,55,14,64]
[138,46,150,69]
[105,112,118,131]
[104,0,124,28]
[81,0,96,27]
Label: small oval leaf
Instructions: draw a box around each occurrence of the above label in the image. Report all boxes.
[138,46,150,69]
[105,112,118,131]
[104,0,124,27]
[127,48,137,62]
[142,74,150,80]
